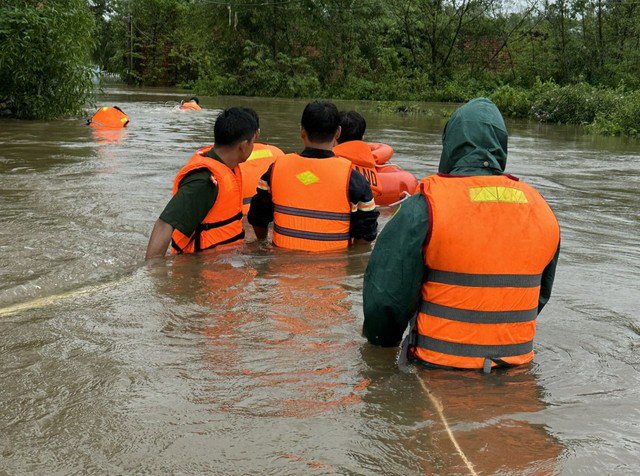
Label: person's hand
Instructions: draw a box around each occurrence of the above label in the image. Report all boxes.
[210,175,218,186]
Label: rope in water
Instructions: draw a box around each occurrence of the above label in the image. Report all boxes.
[0,275,134,318]
[416,373,478,476]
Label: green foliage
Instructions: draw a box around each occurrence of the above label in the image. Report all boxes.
[0,0,95,119]
[589,91,640,137]
[530,83,621,124]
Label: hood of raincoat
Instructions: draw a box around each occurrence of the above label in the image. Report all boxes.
[439,98,508,175]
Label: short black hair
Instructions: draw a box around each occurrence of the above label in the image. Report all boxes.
[214,107,258,146]
[241,107,260,129]
[189,97,199,104]
[337,111,366,143]
[301,100,340,142]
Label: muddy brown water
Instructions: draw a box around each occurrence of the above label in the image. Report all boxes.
[0,87,639,474]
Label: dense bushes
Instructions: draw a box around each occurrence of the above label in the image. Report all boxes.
[490,82,638,137]
[0,0,95,119]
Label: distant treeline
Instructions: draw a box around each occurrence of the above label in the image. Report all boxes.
[95,0,640,97]
[2,0,639,134]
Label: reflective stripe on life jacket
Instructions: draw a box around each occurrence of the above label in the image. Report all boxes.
[411,173,560,370]
[271,153,352,252]
[170,146,244,254]
[88,106,129,129]
[334,141,382,200]
[239,143,284,214]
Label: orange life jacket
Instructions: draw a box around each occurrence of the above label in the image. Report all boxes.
[170,146,244,254]
[180,101,202,111]
[271,153,352,252]
[411,173,560,371]
[88,106,129,129]
[239,142,285,214]
[333,141,382,200]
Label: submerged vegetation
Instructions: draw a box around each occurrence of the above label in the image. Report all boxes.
[1,0,638,136]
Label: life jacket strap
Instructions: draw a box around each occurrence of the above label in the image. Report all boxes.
[414,334,533,358]
[274,204,351,221]
[273,224,350,242]
[425,269,542,288]
[197,212,243,231]
[420,301,537,324]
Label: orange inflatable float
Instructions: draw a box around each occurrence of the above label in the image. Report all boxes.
[368,142,394,165]
[334,141,417,207]
[376,163,418,206]
[180,99,201,111]
[88,106,129,129]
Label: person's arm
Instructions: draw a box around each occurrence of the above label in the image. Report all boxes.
[247,164,275,240]
[348,169,380,242]
[363,194,429,346]
[145,219,174,260]
[145,170,217,259]
[538,241,560,313]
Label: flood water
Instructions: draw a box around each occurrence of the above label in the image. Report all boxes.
[1,86,639,474]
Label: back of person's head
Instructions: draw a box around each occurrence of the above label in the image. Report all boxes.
[241,107,260,130]
[189,97,199,104]
[440,97,507,174]
[214,107,258,146]
[301,101,340,142]
[337,111,366,143]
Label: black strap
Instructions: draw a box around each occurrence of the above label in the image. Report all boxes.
[200,231,245,251]
[198,211,243,231]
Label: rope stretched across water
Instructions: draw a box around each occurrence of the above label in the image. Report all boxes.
[416,373,478,476]
[0,274,134,318]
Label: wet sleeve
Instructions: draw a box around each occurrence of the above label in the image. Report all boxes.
[159,170,218,237]
[538,241,560,313]
[247,164,275,228]
[348,169,380,241]
[363,194,429,346]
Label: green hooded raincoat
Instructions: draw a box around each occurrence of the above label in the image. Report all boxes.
[362,98,560,348]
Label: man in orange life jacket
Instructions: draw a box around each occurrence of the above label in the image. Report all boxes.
[363,98,560,373]
[145,107,257,259]
[333,110,382,202]
[247,100,379,252]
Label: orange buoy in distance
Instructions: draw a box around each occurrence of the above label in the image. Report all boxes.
[88,106,129,129]
[180,97,202,111]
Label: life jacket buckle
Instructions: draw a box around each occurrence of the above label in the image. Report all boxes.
[483,358,492,374]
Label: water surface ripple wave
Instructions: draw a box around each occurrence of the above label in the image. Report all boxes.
[0,87,639,474]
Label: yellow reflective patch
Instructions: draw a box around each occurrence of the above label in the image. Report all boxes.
[102,107,108,111]
[120,117,127,123]
[469,186,528,203]
[296,171,319,185]
[247,149,273,161]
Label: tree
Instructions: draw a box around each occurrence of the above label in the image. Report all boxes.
[0,0,95,119]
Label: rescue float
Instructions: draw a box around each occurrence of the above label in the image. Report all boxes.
[335,141,417,207]
[368,142,394,165]
[87,106,129,129]
[180,99,202,111]
[375,163,418,206]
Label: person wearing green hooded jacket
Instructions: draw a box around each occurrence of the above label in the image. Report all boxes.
[363,98,560,373]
